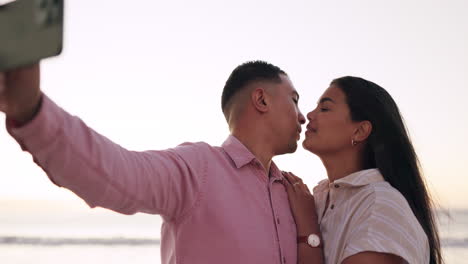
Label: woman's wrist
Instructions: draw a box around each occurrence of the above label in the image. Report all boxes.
[297,227,320,236]
[296,217,320,235]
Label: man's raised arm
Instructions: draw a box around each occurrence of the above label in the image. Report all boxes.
[0,64,205,221]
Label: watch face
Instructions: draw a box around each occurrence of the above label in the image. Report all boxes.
[307,234,320,247]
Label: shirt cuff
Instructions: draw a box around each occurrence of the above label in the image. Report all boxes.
[6,93,64,154]
[6,94,44,128]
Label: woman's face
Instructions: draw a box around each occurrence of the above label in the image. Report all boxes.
[303,84,359,155]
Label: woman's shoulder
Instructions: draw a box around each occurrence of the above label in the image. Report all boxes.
[354,180,420,225]
[339,169,411,212]
[366,181,410,209]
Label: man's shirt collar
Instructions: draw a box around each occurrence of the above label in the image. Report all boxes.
[221,135,283,181]
[221,135,257,169]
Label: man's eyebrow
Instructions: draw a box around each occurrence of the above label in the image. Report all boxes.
[317,97,335,104]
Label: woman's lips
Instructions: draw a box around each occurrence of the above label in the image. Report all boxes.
[306,126,317,133]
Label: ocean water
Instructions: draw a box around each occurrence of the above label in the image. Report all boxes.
[438,209,468,264]
[0,202,163,264]
[1,202,467,264]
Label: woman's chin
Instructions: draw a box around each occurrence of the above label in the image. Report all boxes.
[302,139,316,153]
[302,138,326,156]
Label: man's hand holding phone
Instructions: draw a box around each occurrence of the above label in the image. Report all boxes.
[0,63,42,125]
[0,0,64,71]
[0,0,64,125]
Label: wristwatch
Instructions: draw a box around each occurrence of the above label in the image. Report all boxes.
[297,234,322,248]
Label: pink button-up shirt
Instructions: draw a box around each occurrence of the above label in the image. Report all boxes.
[7,94,297,264]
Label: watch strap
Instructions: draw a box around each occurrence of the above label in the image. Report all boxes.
[297,234,323,248]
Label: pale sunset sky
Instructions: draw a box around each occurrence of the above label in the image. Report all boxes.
[1,0,467,210]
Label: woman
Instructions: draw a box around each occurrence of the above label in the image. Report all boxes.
[283,77,443,264]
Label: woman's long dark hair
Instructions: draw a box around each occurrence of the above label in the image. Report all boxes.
[332,76,443,264]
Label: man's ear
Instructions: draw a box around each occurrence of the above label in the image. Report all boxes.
[353,120,372,142]
[251,87,269,113]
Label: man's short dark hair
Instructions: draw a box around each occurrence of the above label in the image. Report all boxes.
[221,61,286,112]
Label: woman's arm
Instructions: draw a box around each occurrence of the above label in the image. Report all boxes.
[283,172,324,264]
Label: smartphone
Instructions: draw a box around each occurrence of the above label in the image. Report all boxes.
[0,0,64,71]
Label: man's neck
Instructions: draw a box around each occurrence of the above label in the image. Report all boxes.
[231,132,273,174]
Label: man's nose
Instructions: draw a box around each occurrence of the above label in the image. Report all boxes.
[298,111,306,124]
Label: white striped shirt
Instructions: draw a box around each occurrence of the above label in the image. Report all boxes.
[313,169,429,264]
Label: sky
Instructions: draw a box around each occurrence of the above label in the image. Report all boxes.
[1,0,467,210]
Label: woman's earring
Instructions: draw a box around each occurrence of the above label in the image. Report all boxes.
[352,139,358,146]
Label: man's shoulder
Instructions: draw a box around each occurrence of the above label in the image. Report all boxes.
[176,141,219,149]
[173,141,223,157]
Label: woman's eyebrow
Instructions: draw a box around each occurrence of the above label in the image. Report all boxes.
[317,97,335,104]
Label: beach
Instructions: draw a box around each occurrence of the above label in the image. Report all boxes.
[1,201,467,264]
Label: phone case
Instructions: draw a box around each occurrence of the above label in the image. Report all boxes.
[0,0,64,71]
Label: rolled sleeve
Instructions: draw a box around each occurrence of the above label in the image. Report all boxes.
[341,192,429,264]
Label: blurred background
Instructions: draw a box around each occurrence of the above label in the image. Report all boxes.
[1,0,467,263]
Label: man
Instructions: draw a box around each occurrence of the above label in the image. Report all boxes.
[0,61,307,264]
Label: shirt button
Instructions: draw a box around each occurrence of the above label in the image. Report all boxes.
[276,218,280,224]
[330,204,335,210]
[283,256,286,263]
